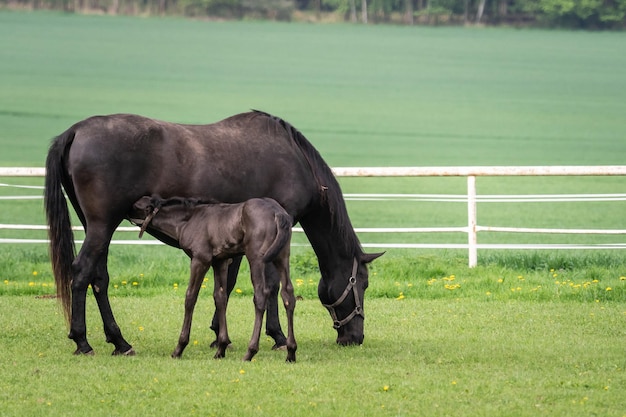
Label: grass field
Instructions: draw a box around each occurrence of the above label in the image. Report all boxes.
[1,294,625,417]
[1,11,625,417]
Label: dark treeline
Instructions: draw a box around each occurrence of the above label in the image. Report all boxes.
[3,0,625,28]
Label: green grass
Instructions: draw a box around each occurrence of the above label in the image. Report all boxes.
[1,12,626,167]
[1,294,625,417]
[0,11,625,417]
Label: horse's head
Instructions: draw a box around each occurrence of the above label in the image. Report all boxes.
[318,252,384,346]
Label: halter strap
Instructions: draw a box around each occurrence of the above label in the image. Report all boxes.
[138,206,160,238]
[322,258,364,329]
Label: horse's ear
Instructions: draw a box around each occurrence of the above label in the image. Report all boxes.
[361,252,385,264]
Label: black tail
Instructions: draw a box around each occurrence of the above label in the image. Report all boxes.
[44,129,77,325]
[262,212,292,263]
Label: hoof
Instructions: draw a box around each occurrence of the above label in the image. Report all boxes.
[211,340,233,350]
[112,348,136,356]
[272,343,287,351]
[73,348,95,356]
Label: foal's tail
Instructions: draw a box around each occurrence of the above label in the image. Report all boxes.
[263,212,292,263]
[44,128,77,325]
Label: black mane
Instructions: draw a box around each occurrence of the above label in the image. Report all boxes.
[253,110,362,258]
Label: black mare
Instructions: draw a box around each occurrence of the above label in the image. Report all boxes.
[44,110,383,356]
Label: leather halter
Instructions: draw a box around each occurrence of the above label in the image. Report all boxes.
[322,258,363,329]
[138,206,160,238]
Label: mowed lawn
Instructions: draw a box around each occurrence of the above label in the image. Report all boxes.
[0,11,625,417]
[1,294,625,417]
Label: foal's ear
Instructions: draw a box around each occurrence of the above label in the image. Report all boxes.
[133,196,153,211]
[361,252,385,264]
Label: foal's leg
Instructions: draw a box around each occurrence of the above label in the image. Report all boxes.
[172,257,210,358]
[210,256,241,347]
[212,260,232,359]
[264,263,287,350]
[276,252,297,362]
[243,259,271,361]
[210,257,286,350]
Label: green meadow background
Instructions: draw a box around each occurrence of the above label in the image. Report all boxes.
[0,11,625,417]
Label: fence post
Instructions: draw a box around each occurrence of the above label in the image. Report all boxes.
[467,175,477,267]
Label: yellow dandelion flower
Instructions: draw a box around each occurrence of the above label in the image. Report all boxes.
[239,369,246,375]
[121,280,127,285]
[139,326,144,331]
[132,281,138,286]
[396,292,405,300]
[32,271,38,276]
[235,288,243,294]
[383,385,389,392]
[606,287,613,292]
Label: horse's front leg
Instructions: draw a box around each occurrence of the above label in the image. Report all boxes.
[172,257,210,358]
[212,260,231,359]
[243,260,271,361]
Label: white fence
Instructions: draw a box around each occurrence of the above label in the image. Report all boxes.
[2,166,626,267]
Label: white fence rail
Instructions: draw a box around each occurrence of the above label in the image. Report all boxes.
[2,166,626,267]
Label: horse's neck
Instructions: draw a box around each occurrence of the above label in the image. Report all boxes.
[300,213,358,274]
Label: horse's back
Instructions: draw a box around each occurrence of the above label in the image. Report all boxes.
[63,113,317,222]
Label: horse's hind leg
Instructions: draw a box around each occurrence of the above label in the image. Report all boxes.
[93,258,134,356]
[172,257,210,358]
[69,225,132,355]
